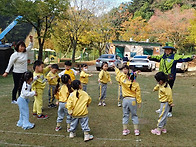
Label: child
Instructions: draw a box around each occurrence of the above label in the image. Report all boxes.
[115,65,129,107]
[32,60,50,119]
[66,80,93,142]
[58,61,78,81]
[114,65,142,136]
[98,62,112,106]
[151,72,174,135]
[54,74,72,132]
[17,71,37,130]
[46,64,59,108]
[80,64,93,92]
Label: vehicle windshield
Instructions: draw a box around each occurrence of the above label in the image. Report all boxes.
[131,59,149,63]
[100,54,114,59]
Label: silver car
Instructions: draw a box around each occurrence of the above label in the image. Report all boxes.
[96,54,123,71]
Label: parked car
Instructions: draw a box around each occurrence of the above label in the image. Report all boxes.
[129,55,156,71]
[96,54,123,71]
[176,62,188,72]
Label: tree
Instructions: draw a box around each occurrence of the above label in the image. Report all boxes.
[0,0,68,60]
[148,5,195,51]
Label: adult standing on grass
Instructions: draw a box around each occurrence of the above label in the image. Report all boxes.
[148,46,195,117]
[2,36,33,104]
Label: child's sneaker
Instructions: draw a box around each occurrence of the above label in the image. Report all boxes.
[67,128,70,132]
[98,102,102,106]
[122,129,130,136]
[151,128,161,135]
[69,132,76,138]
[55,126,62,131]
[84,134,94,142]
[48,104,52,108]
[155,109,160,113]
[102,102,106,106]
[11,100,17,104]
[33,113,37,117]
[134,129,140,136]
[167,112,172,117]
[118,102,122,107]
[161,128,167,133]
[37,114,48,119]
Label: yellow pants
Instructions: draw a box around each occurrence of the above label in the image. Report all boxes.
[33,88,43,115]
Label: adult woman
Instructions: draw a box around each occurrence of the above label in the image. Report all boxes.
[148,46,195,117]
[2,36,33,104]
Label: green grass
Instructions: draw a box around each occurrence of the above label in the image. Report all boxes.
[0,72,196,147]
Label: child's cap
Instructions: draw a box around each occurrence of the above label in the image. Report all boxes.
[51,64,59,70]
[65,60,72,66]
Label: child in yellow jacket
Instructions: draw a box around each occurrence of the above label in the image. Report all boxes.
[54,74,73,132]
[98,62,112,106]
[114,65,142,136]
[80,64,93,92]
[32,60,50,119]
[46,64,59,108]
[151,72,174,135]
[66,80,93,142]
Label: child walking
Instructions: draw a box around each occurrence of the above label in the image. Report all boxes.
[46,64,59,108]
[32,60,50,119]
[17,71,37,130]
[66,80,93,142]
[114,65,142,136]
[98,62,112,106]
[54,74,73,132]
[80,64,93,92]
[151,72,174,135]
[58,61,78,81]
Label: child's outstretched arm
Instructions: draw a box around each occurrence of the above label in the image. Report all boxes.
[153,84,159,91]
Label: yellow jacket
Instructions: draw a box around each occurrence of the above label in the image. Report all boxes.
[98,70,111,84]
[66,89,91,117]
[115,67,142,104]
[153,83,173,105]
[32,67,50,90]
[46,71,59,86]
[80,71,89,84]
[65,69,75,81]
[55,85,69,102]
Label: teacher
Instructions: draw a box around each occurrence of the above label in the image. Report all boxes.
[148,46,195,117]
[2,36,33,104]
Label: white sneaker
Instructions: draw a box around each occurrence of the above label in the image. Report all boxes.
[155,109,160,113]
[118,102,122,107]
[102,102,106,106]
[69,132,76,138]
[167,112,172,117]
[11,100,17,104]
[84,134,93,142]
[98,102,102,106]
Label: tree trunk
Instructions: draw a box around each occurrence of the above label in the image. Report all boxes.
[72,40,77,63]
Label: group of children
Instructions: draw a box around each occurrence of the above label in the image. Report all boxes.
[16,59,174,142]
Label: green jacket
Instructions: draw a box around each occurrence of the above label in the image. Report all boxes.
[150,53,193,80]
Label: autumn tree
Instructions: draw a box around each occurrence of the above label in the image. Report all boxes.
[148,5,195,51]
[0,0,68,60]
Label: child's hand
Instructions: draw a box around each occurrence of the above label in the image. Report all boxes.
[34,92,37,96]
[56,101,59,106]
[138,103,141,108]
[98,79,100,82]
[52,76,56,79]
[170,103,175,107]
[112,63,116,68]
[89,74,93,77]
[110,81,112,84]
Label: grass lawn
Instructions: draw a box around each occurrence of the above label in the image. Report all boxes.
[0,72,196,147]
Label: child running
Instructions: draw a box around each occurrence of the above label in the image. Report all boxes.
[46,64,59,108]
[116,65,129,107]
[80,64,93,92]
[66,80,93,142]
[58,61,78,81]
[98,62,112,106]
[113,64,142,136]
[151,72,174,135]
[17,71,37,130]
[54,74,73,132]
[32,60,50,119]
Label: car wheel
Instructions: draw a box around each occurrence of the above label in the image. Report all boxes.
[96,67,101,71]
[148,67,152,72]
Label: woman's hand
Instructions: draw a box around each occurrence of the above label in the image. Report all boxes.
[2,72,8,77]
[29,35,33,42]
